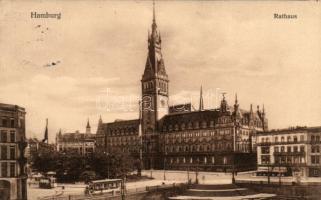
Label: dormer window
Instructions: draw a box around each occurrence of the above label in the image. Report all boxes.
[181,123,185,130]
[194,121,199,129]
[188,122,192,129]
[201,121,207,129]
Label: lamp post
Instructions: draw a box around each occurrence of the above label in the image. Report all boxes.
[232,162,235,184]
[187,164,190,184]
[195,158,199,184]
[121,175,126,200]
[104,151,110,178]
[163,142,166,181]
[279,162,282,186]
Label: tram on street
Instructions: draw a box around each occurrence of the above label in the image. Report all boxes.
[86,179,122,195]
[39,177,56,189]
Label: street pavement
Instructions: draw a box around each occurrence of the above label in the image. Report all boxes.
[28,170,321,199]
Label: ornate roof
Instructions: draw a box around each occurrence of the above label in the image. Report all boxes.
[159,109,221,130]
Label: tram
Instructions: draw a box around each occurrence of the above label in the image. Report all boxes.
[39,177,56,189]
[86,179,122,195]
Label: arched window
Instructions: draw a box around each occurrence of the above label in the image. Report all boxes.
[287,136,291,142]
[294,136,298,142]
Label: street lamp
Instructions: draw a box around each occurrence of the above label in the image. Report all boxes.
[103,151,110,179]
[163,136,166,181]
[231,152,236,184]
[195,158,199,184]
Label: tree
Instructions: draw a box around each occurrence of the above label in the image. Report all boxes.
[31,143,58,173]
[92,149,135,179]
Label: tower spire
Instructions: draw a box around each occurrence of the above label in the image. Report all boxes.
[199,85,204,111]
[153,0,156,23]
[98,115,103,125]
[86,118,91,134]
[234,93,239,112]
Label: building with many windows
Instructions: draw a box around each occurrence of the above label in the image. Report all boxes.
[0,103,27,200]
[96,6,268,172]
[256,126,321,178]
[56,120,96,156]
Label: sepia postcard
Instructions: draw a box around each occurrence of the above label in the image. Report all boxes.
[0,0,320,200]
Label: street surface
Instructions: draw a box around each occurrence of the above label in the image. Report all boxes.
[28,170,321,199]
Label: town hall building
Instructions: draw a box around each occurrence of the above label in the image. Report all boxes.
[96,6,268,172]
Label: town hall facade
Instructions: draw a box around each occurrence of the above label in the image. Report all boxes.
[96,7,268,172]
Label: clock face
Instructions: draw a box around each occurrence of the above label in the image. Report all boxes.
[142,95,152,111]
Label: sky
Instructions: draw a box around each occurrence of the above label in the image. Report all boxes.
[0,0,320,143]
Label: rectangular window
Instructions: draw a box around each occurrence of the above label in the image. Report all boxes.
[261,146,270,154]
[281,146,285,152]
[274,146,279,152]
[9,146,15,160]
[294,146,298,152]
[311,156,320,164]
[286,156,292,163]
[10,119,15,128]
[300,146,305,152]
[9,163,15,177]
[0,131,7,143]
[287,146,291,152]
[1,162,7,177]
[294,137,298,142]
[300,135,304,142]
[1,146,7,160]
[9,131,15,143]
[261,155,270,164]
[312,135,315,142]
[2,119,7,127]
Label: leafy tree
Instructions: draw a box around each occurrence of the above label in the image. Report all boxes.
[31,143,58,173]
[31,145,136,182]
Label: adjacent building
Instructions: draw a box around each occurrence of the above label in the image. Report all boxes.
[96,7,268,172]
[256,126,321,178]
[0,103,27,200]
[56,120,96,156]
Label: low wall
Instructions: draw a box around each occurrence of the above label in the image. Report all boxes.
[142,170,232,184]
[39,183,187,200]
[236,182,321,200]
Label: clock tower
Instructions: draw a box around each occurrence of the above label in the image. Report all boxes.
[141,3,169,135]
[141,2,169,169]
